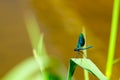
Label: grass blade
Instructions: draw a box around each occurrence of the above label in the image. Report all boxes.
[105,0,119,78]
[82,27,89,80]
[67,59,77,80]
[72,58,108,80]
[67,58,108,80]
[2,57,40,80]
[24,11,41,51]
[113,58,120,64]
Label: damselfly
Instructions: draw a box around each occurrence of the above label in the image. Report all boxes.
[74,33,93,57]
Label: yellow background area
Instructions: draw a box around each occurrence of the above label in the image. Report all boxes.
[0,0,120,80]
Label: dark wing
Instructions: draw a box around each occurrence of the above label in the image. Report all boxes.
[77,33,85,48]
[79,46,93,50]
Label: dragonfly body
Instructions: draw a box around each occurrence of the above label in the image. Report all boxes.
[74,33,93,52]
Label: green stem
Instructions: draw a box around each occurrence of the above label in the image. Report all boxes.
[82,27,89,80]
[105,0,119,79]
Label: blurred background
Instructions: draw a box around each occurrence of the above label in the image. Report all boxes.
[0,0,120,80]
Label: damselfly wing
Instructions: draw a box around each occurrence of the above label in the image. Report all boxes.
[74,33,93,52]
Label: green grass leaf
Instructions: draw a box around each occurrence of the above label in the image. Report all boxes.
[67,59,77,80]
[2,57,41,80]
[67,58,108,80]
[33,34,49,71]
